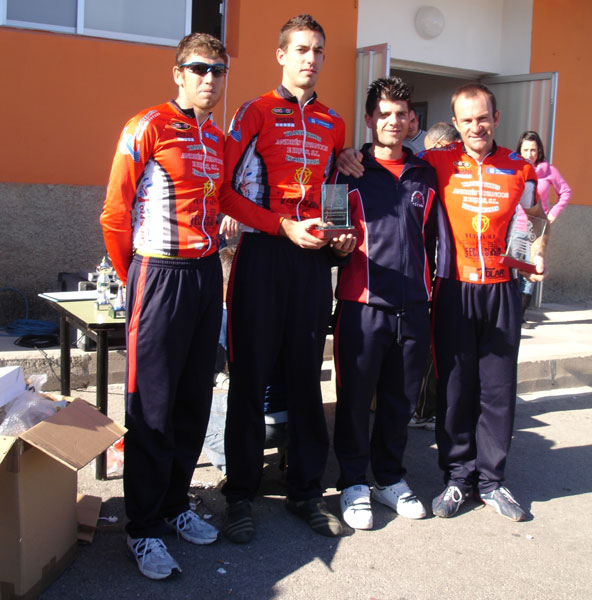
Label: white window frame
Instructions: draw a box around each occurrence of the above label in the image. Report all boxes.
[0,0,225,47]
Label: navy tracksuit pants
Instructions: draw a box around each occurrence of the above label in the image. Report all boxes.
[124,253,222,538]
[433,277,522,494]
[333,301,431,490]
[222,233,333,503]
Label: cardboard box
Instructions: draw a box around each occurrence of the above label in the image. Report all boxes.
[0,366,26,409]
[0,399,126,600]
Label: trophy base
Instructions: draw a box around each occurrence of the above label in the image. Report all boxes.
[109,307,126,319]
[95,302,111,311]
[499,255,538,274]
[310,226,356,240]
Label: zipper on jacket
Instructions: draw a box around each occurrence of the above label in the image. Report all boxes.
[295,96,314,221]
[469,152,491,284]
[196,114,213,256]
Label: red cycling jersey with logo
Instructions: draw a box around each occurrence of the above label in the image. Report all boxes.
[220,86,345,233]
[101,101,224,283]
[420,142,537,284]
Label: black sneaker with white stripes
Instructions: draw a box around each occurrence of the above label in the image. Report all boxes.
[286,497,343,537]
[480,486,528,521]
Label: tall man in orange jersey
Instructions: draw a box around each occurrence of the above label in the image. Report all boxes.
[101,33,228,580]
[219,14,355,543]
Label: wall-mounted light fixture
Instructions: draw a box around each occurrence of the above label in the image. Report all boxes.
[414,6,445,40]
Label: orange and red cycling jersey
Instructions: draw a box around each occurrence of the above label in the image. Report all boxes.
[420,141,537,284]
[101,101,224,283]
[220,86,346,234]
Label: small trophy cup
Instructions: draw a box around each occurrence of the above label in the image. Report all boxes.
[95,257,112,311]
[311,183,356,240]
[499,213,547,274]
[109,282,126,319]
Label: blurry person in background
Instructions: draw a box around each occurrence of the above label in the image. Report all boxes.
[423,121,460,150]
[404,106,427,153]
[517,130,571,322]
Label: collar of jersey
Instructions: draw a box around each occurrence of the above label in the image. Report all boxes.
[361,143,428,174]
[275,85,317,105]
[170,99,196,119]
[461,139,498,162]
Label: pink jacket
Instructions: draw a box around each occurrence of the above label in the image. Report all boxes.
[535,160,571,220]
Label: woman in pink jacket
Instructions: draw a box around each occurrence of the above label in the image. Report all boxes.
[517,130,572,319]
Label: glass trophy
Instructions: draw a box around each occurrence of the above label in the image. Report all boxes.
[499,213,547,274]
[311,183,356,240]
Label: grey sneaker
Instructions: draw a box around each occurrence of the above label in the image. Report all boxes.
[372,480,427,519]
[126,536,181,580]
[165,509,218,545]
[480,486,528,521]
[432,485,469,518]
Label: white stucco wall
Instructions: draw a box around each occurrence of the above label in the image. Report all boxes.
[357,0,533,76]
[499,0,533,75]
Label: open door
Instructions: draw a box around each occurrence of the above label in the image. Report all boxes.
[481,72,558,161]
[354,44,390,148]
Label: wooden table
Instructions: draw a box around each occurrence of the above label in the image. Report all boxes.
[40,296,126,479]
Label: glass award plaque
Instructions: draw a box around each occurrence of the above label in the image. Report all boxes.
[311,183,356,240]
[499,213,547,274]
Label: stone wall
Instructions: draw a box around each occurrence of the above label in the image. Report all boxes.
[0,183,106,324]
[543,204,591,303]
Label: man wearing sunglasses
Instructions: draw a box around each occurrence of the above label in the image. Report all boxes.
[219,14,355,544]
[101,33,228,580]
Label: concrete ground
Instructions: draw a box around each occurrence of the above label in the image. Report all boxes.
[38,383,592,600]
[2,301,590,599]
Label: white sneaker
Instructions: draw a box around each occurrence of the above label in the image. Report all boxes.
[340,484,373,530]
[165,509,218,545]
[372,480,427,519]
[127,536,181,580]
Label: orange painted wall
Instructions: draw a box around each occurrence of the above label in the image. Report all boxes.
[0,27,176,185]
[530,0,591,206]
[223,0,358,139]
[0,2,357,186]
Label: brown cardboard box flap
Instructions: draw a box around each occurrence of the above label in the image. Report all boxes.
[76,494,102,543]
[19,398,126,471]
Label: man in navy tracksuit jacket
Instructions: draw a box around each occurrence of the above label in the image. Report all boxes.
[332,76,439,530]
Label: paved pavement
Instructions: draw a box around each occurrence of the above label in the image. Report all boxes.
[2,301,591,599]
[39,383,592,600]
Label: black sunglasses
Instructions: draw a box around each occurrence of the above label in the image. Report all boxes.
[179,61,228,77]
